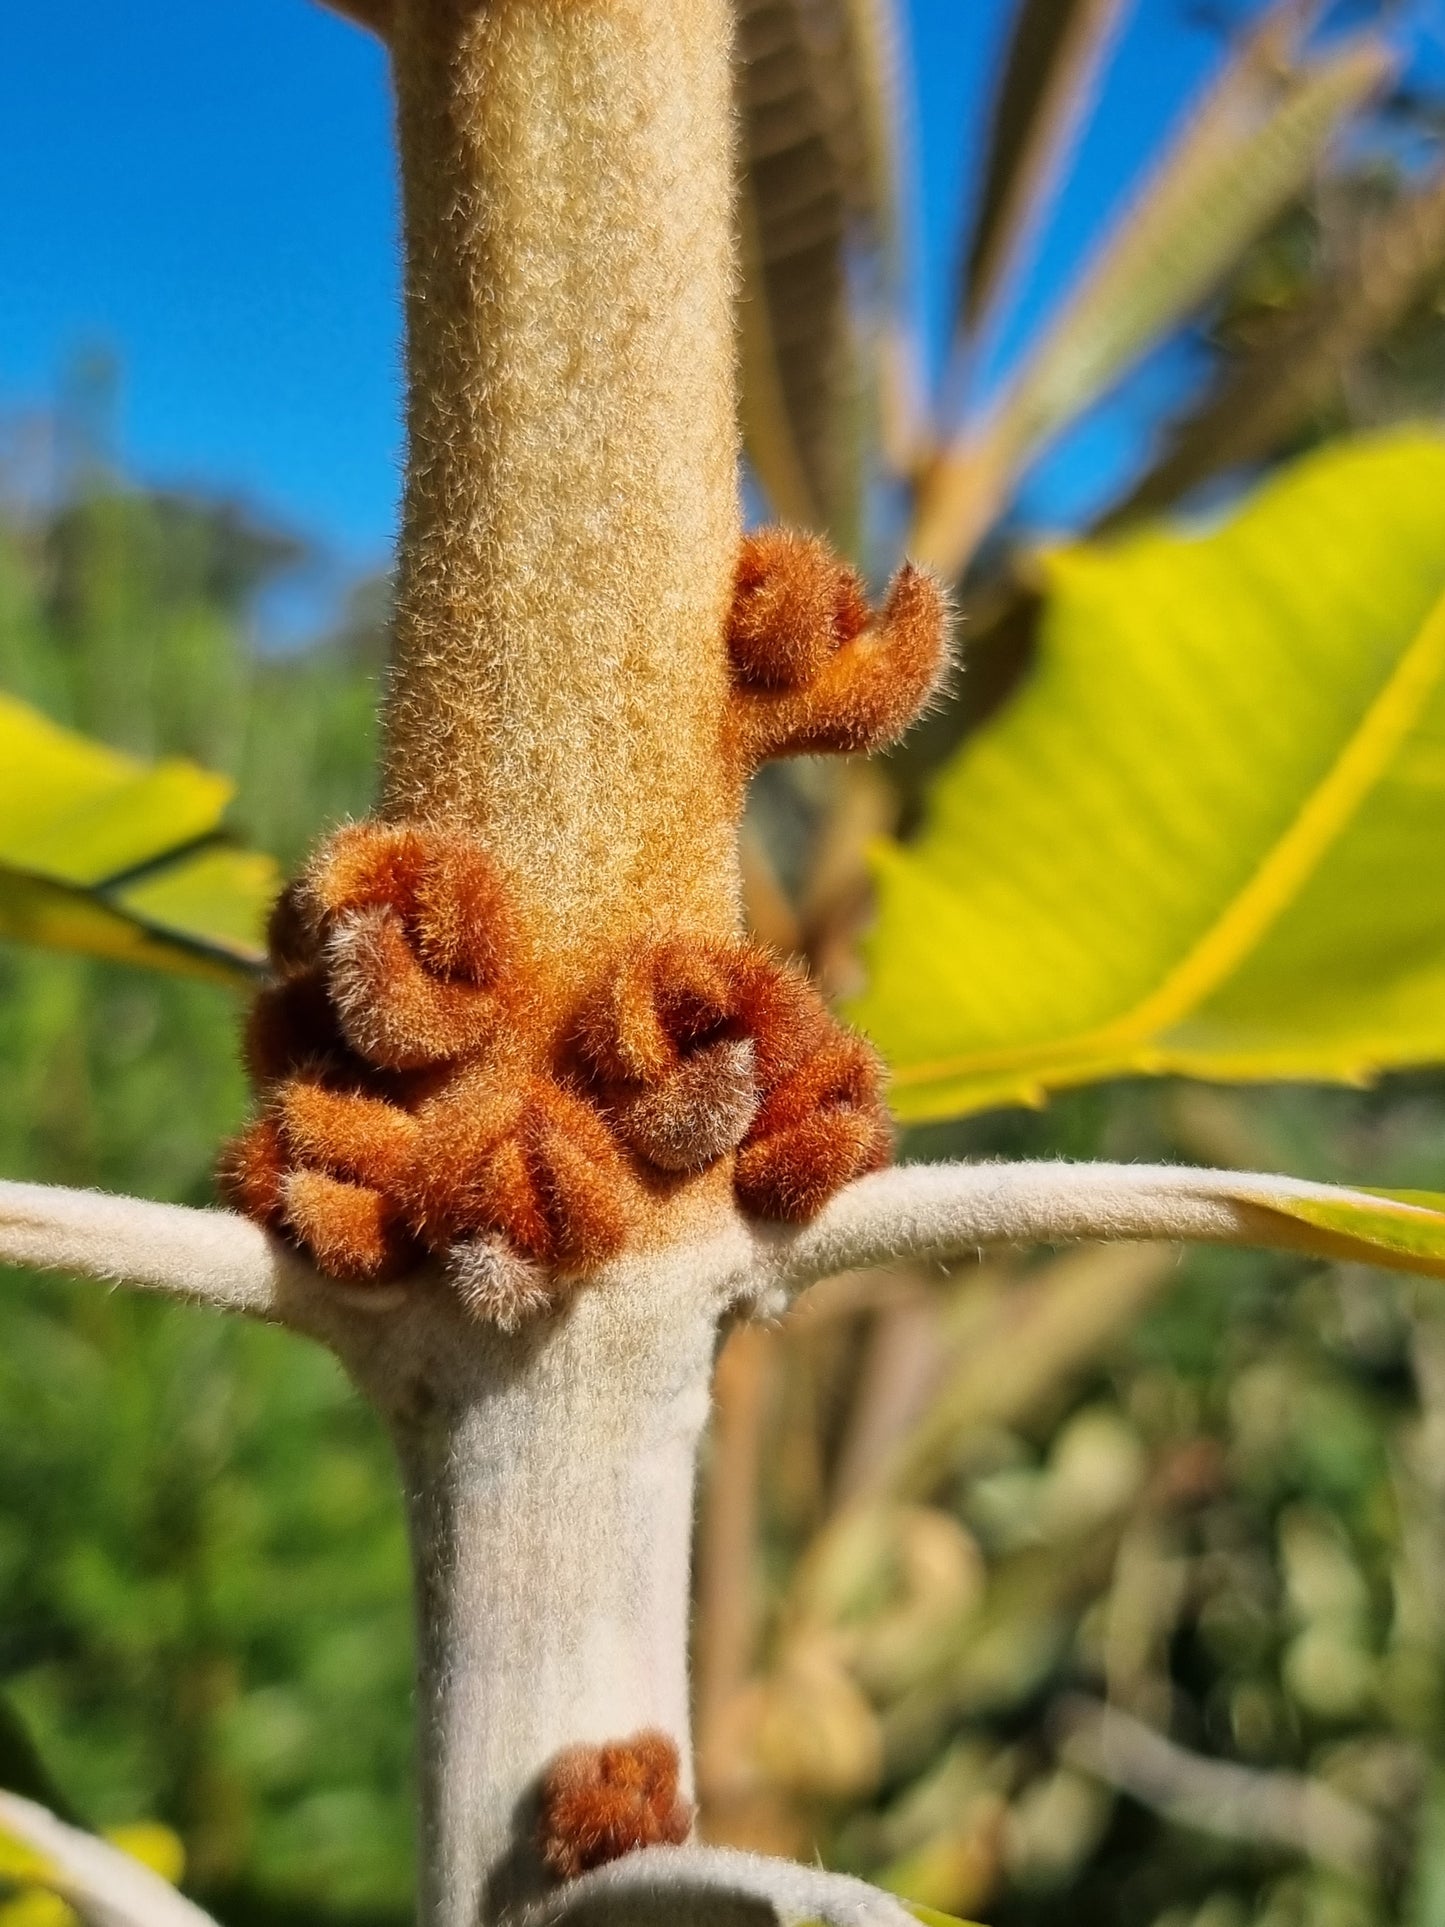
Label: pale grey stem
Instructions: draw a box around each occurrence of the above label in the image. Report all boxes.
[0,1180,320,1326]
[518,1843,920,1926]
[0,1790,222,1927]
[759,1159,1428,1299]
[334,1248,732,1927]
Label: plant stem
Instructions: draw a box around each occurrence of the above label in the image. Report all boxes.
[359,1268,717,1927]
[371,5,743,1912]
[384,0,741,963]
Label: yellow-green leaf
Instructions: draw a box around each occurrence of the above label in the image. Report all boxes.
[0,1828,52,1887]
[0,1896,72,1927]
[1266,1185,1445,1274]
[101,1826,185,1889]
[0,692,275,987]
[857,432,1445,1120]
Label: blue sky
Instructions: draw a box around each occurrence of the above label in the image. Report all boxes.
[2,1,1439,593]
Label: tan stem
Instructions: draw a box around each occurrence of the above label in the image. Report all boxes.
[332,9,747,1914]
[384,0,742,963]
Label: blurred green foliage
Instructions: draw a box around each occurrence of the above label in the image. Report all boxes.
[0,488,414,1924]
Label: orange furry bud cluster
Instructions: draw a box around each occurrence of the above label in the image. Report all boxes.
[725,528,946,768]
[536,1731,692,1882]
[219,530,944,1320]
[574,932,893,1220]
[219,822,631,1300]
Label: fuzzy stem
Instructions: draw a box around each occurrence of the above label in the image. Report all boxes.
[0,1182,309,1323]
[341,1260,721,1927]
[367,10,745,1909]
[765,1160,1445,1298]
[383,0,742,960]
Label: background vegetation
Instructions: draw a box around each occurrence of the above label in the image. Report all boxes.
[4,2,1445,1925]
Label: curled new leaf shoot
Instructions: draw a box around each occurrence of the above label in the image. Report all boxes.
[220,529,948,1323]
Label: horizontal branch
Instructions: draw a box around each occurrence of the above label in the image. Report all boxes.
[0,1790,222,1927]
[762,1159,1445,1299]
[519,1844,920,1925]
[11,1155,1442,1351]
[1058,1695,1381,1877]
[0,1180,322,1327]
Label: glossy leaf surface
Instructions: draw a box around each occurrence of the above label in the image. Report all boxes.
[860,434,1445,1118]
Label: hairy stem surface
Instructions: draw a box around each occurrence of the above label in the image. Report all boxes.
[342,1263,719,1927]
[367,6,745,1909]
[385,0,741,961]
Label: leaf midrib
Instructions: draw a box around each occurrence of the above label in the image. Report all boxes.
[892,583,1445,1092]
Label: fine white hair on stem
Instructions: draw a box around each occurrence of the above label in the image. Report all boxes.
[0,1180,317,1326]
[759,1158,1445,1300]
[517,1842,920,1925]
[9,1160,1444,1338]
[0,1790,223,1927]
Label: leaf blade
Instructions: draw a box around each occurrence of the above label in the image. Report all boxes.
[0,691,275,984]
[858,432,1445,1118]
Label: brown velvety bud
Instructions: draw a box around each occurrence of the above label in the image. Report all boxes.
[281,1168,421,1282]
[217,1115,290,1227]
[609,1035,758,1173]
[537,1730,693,1882]
[734,1023,894,1222]
[727,527,868,690]
[242,968,347,1086]
[727,528,948,770]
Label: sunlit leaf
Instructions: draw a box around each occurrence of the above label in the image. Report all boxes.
[0,693,274,986]
[99,1828,184,1890]
[1270,1185,1445,1273]
[858,432,1445,1118]
[0,1898,71,1927]
[912,29,1393,574]
[0,1830,50,1888]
